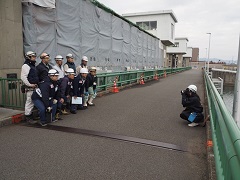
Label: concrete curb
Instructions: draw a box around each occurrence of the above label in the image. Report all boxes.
[0,113,24,127]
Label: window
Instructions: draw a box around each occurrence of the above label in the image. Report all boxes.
[174,42,179,47]
[136,21,157,30]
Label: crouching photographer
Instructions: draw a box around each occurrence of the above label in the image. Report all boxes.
[32,69,60,126]
[180,85,204,127]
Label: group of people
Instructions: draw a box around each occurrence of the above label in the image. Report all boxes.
[21,51,97,126]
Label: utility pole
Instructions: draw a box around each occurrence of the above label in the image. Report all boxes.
[207,33,211,74]
[233,36,240,126]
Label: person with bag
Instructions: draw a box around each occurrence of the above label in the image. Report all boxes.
[180,85,204,127]
[32,69,60,126]
[20,51,39,124]
[72,67,88,112]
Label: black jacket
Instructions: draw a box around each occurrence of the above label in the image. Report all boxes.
[73,74,86,96]
[36,62,52,82]
[32,76,59,108]
[85,74,97,92]
[181,93,203,113]
[59,76,74,98]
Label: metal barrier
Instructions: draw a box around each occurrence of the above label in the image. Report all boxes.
[0,67,191,109]
[204,70,240,180]
[0,78,26,109]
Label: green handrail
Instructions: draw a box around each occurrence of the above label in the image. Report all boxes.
[204,70,240,179]
[0,67,191,109]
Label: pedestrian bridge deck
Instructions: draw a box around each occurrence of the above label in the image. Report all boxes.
[0,69,207,179]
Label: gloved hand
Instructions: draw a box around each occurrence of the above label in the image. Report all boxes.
[84,92,89,96]
[181,90,185,95]
[46,107,52,113]
[53,99,58,104]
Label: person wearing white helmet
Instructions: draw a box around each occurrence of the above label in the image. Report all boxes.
[58,68,76,114]
[64,53,76,74]
[53,55,64,79]
[36,52,52,82]
[85,67,97,106]
[76,56,88,76]
[32,69,60,126]
[21,51,39,124]
[180,84,204,127]
[72,68,89,112]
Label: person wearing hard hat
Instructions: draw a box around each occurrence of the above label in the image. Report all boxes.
[53,55,64,79]
[85,67,97,106]
[180,85,204,127]
[64,53,76,74]
[21,51,39,124]
[72,68,88,112]
[76,56,88,76]
[58,68,75,114]
[31,69,60,126]
[36,53,52,82]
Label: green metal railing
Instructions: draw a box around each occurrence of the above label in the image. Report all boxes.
[0,67,191,109]
[97,67,191,91]
[0,78,26,109]
[204,70,240,180]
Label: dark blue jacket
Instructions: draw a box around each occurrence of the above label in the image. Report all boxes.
[65,62,76,72]
[59,76,74,98]
[24,60,39,84]
[73,75,86,96]
[85,74,97,92]
[32,76,59,108]
[36,62,52,82]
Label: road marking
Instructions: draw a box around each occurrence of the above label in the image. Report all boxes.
[28,124,188,152]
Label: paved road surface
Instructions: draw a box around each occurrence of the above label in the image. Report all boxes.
[0,69,207,180]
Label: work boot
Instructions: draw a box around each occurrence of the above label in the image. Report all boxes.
[55,113,63,120]
[87,97,95,106]
[61,109,69,115]
[25,114,37,124]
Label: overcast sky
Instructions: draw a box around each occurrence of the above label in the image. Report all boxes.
[99,0,240,61]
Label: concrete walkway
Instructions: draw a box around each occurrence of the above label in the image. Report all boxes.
[0,69,207,180]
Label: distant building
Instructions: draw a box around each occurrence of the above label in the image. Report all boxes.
[166,37,189,68]
[183,47,192,67]
[123,10,178,67]
[192,48,199,62]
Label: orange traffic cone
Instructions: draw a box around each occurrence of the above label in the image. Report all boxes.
[139,75,145,85]
[154,73,159,80]
[111,80,119,93]
[164,71,167,78]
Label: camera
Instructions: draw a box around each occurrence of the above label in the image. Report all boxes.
[180,90,185,95]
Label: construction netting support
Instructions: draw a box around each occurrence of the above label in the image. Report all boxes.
[22,0,163,71]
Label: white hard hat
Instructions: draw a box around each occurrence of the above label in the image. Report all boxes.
[90,67,97,71]
[48,69,59,76]
[82,56,88,61]
[66,68,75,75]
[55,55,63,60]
[66,53,74,58]
[26,51,36,57]
[187,85,197,93]
[80,68,88,74]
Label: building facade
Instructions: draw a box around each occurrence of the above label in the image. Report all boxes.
[166,37,189,68]
[123,10,178,68]
[192,48,199,62]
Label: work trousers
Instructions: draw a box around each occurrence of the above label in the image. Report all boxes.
[25,90,34,116]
